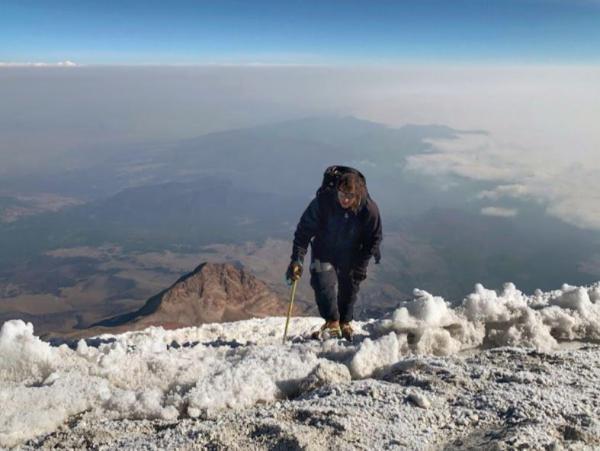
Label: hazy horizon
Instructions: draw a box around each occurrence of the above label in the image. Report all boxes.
[1,64,599,230]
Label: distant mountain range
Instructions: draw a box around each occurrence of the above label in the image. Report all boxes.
[0,117,493,264]
[1,116,599,336]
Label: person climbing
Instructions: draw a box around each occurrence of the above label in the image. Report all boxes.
[286,166,382,341]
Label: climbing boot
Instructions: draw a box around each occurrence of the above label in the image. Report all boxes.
[340,322,354,341]
[311,320,341,340]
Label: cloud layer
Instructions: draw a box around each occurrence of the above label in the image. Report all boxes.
[407,131,600,230]
[0,64,598,229]
[0,61,77,67]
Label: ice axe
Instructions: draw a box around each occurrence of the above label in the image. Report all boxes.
[282,279,298,344]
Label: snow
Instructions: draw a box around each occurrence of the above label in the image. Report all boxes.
[0,321,54,383]
[350,332,406,379]
[1,282,600,448]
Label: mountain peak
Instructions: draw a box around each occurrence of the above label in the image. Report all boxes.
[91,261,285,331]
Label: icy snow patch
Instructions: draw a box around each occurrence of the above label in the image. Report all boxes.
[2,282,600,447]
[370,282,600,355]
[350,332,406,379]
[0,320,56,383]
[298,360,351,394]
[186,344,321,414]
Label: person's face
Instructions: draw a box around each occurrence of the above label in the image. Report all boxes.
[337,189,356,210]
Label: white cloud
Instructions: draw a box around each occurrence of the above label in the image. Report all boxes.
[0,61,78,67]
[350,65,600,166]
[478,185,531,201]
[481,207,518,218]
[342,65,600,230]
[408,132,600,230]
[406,134,535,182]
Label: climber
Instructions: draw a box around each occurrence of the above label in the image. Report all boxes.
[286,166,382,341]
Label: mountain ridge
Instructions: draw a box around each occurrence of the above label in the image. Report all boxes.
[90,261,293,332]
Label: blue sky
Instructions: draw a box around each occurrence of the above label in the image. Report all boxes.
[1,0,599,64]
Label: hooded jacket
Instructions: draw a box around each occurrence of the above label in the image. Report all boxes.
[291,189,382,272]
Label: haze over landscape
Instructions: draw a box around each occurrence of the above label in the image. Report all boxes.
[1,0,600,448]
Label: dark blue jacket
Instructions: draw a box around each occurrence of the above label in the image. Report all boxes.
[291,190,382,271]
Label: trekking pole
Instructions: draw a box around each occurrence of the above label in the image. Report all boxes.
[282,279,298,344]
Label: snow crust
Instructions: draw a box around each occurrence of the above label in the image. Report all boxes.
[1,281,600,447]
[374,282,600,354]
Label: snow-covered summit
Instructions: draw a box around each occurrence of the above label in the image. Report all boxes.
[1,281,600,448]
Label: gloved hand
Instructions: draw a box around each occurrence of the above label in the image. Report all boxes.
[286,260,303,284]
[350,266,367,283]
[374,247,381,264]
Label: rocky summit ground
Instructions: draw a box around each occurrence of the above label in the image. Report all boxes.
[3,281,600,450]
[13,343,600,450]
